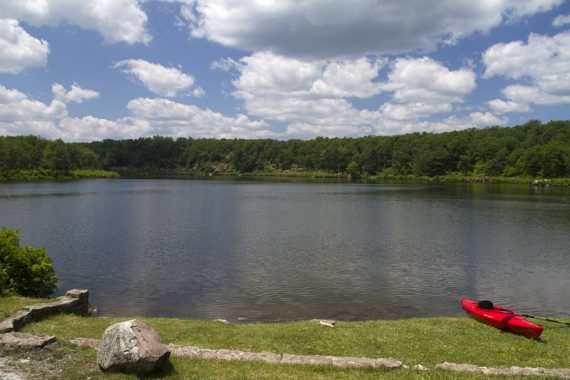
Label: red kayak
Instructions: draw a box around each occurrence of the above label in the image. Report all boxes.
[461,298,543,339]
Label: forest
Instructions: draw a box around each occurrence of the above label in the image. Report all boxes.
[1,119,569,181]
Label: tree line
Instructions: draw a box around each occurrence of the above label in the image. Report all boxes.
[1,119,569,179]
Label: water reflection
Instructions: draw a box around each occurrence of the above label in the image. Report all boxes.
[0,179,568,320]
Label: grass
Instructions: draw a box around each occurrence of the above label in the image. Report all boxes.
[2,296,569,379]
[71,169,120,179]
[0,343,517,380]
[20,315,570,369]
[0,294,58,319]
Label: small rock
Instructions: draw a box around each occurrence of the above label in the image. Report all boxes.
[97,319,170,374]
[413,364,429,371]
[319,320,335,328]
[214,319,231,324]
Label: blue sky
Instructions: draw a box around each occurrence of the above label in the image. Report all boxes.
[1,0,569,141]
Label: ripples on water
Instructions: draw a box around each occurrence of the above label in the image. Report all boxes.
[0,179,569,320]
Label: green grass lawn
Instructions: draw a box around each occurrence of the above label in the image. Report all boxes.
[2,296,569,379]
[20,314,570,369]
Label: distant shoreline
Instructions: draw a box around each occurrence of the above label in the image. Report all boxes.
[2,168,570,187]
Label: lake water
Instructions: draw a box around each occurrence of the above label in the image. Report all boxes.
[0,179,569,321]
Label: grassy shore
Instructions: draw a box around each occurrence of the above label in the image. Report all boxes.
[249,169,570,186]
[1,296,569,379]
[2,167,569,186]
[0,169,119,182]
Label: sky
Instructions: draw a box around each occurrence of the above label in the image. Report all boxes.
[1,0,570,141]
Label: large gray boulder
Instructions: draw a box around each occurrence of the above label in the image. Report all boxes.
[97,320,170,374]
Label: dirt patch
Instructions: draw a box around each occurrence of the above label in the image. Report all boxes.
[0,343,85,380]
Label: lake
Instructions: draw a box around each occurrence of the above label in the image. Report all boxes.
[0,179,569,321]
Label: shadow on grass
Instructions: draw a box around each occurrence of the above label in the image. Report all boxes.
[138,359,176,379]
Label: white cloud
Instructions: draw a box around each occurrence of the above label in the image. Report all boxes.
[57,116,151,142]
[115,59,204,98]
[227,52,478,138]
[0,0,150,44]
[0,85,67,123]
[468,112,507,127]
[232,52,386,105]
[379,103,453,121]
[0,84,67,138]
[553,14,570,27]
[233,53,321,98]
[0,18,49,74]
[126,97,271,138]
[0,83,272,140]
[310,58,385,98]
[182,0,563,58]
[487,99,531,114]
[52,83,99,104]
[211,57,240,72]
[229,52,385,137]
[385,57,476,104]
[483,31,570,106]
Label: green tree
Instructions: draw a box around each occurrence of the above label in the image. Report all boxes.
[43,139,72,173]
[0,227,58,297]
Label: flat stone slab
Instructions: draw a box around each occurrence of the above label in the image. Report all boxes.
[169,345,282,364]
[281,354,402,369]
[0,332,56,348]
[168,344,402,369]
[437,362,570,379]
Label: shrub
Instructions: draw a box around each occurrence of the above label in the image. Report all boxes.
[0,227,58,297]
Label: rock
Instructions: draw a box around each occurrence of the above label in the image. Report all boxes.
[0,319,14,333]
[97,320,170,374]
[0,371,23,380]
[319,320,336,328]
[0,332,56,348]
[214,319,231,324]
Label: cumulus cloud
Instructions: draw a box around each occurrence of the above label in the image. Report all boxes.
[127,98,272,138]
[52,83,99,104]
[232,53,384,105]
[552,14,570,27]
[182,0,563,58]
[0,84,67,138]
[229,52,384,136]
[468,112,507,126]
[226,52,478,137]
[310,58,386,98]
[115,59,204,97]
[0,83,272,141]
[384,57,476,104]
[0,0,150,44]
[483,31,570,107]
[0,18,49,74]
[487,99,531,114]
